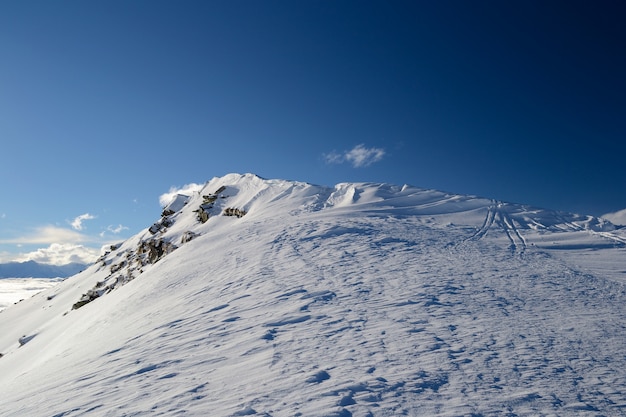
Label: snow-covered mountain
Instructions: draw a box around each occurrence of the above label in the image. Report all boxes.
[1,173,626,416]
[0,260,87,279]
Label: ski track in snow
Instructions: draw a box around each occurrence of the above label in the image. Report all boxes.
[1,174,626,416]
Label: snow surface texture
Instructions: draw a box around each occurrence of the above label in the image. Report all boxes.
[1,173,626,417]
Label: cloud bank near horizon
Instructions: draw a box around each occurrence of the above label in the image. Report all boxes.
[0,223,126,265]
[12,243,100,265]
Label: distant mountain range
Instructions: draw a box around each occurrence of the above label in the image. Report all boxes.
[0,260,87,278]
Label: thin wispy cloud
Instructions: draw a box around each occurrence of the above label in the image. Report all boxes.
[100,224,129,238]
[0,225,87,245]
[0,251,14,263]
[107,224,129,234]
[324,144,386,168]
[71,213,96,231]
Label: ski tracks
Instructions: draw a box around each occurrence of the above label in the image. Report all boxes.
[496,203,527,254]
[464,200,527,255]
[466,200,497,242]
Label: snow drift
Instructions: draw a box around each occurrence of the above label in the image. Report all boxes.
[1,173,626,416]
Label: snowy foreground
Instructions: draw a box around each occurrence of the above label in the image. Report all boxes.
[1,173,626,417]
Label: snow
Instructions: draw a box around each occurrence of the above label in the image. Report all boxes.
[1,173,626,416]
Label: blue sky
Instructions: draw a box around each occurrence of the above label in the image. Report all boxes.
[1,1,625,264]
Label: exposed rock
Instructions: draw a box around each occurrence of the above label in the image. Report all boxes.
[110,261,126,274]
[149,216,174,235]
[73,194,189,311]
[138,239,177,264]
[181,231,199,244]
[161,208,176,217]
[72,288,105,310]
[163,194,189,213]
[196,208,209,223]
[223,207,247,218]
[192,186,231,224]
[202,194,218,205]
[18,334,36,346]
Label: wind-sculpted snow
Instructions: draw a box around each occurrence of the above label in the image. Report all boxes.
[1,173,626,416]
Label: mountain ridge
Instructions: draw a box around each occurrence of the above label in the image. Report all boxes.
[0,260,87,279]
[1,173,626,416]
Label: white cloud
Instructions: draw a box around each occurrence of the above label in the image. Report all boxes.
[602,208,626,226]
[324,144,386,168]
[346,144,385,167]
[159,183,203,207]
[323,151,344,165]
[0,225,88,245]
[14,243,99,265]
[71,213,96,231]
[0,251,15,263]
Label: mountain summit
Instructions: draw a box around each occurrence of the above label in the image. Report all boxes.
[1,173,626,416]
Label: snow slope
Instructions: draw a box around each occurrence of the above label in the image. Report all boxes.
[1,173,626,416]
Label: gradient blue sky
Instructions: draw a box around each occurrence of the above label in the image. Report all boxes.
[1,1,625,264]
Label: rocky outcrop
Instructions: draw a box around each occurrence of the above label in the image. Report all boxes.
[181,231,199,244]
[72,288,105,310]
[149,216,173,235]
[223,207,247,218]
[71,184,246,311]
[73,237,178,310]
[150,194,189,234]
[138,239,177,265]
[194,186,228,223]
